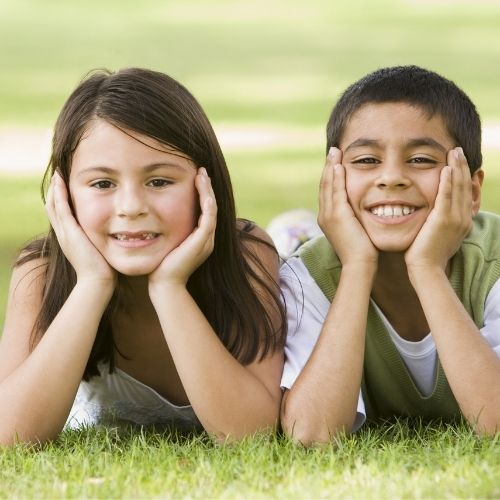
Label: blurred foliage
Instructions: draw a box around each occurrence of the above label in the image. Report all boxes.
[1,0,500,126]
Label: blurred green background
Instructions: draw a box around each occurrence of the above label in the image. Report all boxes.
[1,0,500,324]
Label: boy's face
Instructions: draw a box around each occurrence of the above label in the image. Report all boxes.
[339,102,482,253]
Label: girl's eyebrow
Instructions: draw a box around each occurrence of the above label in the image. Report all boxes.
[76,162,190,177]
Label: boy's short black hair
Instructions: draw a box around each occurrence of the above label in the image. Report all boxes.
[326,65,482,173]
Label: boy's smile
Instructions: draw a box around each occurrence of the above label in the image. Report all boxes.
[340,102,457,253]
[69,119,198,276]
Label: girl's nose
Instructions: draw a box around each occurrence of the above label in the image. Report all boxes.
[116,185,148,217]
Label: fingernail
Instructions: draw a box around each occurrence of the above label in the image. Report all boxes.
[328,147,336,158]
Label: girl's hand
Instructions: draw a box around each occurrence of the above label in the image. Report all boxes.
[405,147,473,272]
[318,147,378,267]
[148,168,217,290]
[45,172,116,287]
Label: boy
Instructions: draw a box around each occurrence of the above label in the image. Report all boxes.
[279,66,500,445]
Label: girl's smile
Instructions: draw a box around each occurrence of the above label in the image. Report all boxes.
[69,119,198,276]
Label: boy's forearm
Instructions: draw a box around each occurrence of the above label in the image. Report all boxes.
[410,266,500,435]
[281,263,376,445]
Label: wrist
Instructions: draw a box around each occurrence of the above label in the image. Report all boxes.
[148,280,187,304]
[341,260,378,277]
[340,261,378,291]
[76,276,115,299]
[407,264,447,289]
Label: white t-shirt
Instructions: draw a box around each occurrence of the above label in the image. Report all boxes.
[65,362,201,431]
[280,257,500,432]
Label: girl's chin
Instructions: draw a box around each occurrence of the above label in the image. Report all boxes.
[109,260,163,277]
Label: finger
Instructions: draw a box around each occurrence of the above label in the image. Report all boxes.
[319,163,334,215]
[48,173,85,248]
[196,168,215,207]
[332,163,349,206]
[45,174,60,229]
[326,146,342,166]
[455,147,472,214]
[433,165,452,214]
[194,168,217,240]
[319,147,341,214]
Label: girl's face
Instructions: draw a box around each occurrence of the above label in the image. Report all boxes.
[69,119,198,276]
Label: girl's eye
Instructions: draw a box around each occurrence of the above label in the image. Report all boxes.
[91,180,114,189]
[148,178,171,188]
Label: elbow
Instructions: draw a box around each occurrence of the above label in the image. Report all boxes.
[472,422,499,438]
[205,410,280,444]
[280,414,337,447]
[280,398,349,447]
[470,410,500,437]
[0,418,62,448]
[209,422,278,444]
[0,430,52,449]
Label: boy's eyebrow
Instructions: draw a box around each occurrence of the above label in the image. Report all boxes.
[344,138,379,152]
[76,162,190,177]
[343,137,448,153]
[404,137,447,153]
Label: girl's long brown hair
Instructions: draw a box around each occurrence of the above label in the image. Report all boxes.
[18,68,286,379]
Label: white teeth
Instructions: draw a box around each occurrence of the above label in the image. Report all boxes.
[370,205,415,218]
[392,206,403,217]
[113,232,156,241]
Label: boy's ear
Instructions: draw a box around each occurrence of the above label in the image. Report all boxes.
[471,169,484,216]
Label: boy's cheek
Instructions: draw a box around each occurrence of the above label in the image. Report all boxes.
[343,178,360,208]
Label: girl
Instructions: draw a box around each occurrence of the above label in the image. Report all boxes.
[0,68,285,446]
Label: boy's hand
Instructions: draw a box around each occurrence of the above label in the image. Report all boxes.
[46,172,116,287]
[318,147,378,267]
[405,147,473,272]
[148,168,217,291]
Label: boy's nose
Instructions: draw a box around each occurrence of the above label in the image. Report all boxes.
[375,162,410,189]
[116,185,148,217]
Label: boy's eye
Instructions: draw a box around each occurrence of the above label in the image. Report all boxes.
[408,156,438,167]
[351,157,379,166]
[91,180,114,189]
[148,178,171,188]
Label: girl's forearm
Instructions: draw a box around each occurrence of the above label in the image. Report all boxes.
[0,281,112,446]
[410,266,500,435]
[150,284,281,441]
[281,263,376,445]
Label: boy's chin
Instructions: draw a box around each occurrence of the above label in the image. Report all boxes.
[372,239,412,254]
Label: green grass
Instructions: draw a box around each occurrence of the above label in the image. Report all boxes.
[1,0,500,497]
[1,419,498,498]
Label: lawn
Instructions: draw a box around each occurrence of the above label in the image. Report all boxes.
[1,0,500,497]
[1,420,498,498]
